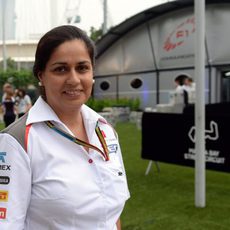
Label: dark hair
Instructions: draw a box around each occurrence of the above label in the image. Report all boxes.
[175,74,189,86]
[33,25,96,79]
[17,88,26,98]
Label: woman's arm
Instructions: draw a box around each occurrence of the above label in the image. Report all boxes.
[1,103,5,114]
[25,95,32,112]
[0,134,31,229]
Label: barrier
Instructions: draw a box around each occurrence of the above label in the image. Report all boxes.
[141,103,230,173]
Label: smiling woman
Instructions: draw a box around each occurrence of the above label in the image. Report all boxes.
[0,25,130,230]
[38,39,94,122]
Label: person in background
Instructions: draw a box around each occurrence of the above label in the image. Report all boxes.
[183,76,196,104]
[15,88,32,118]
[1,83,17,127]
[0,25,130,230]
[174,76,184,92]
[173,74,188,105]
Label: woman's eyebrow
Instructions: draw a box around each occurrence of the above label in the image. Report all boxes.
[78,61,91,65]
[51,62,66,66]
[51,61,91,66]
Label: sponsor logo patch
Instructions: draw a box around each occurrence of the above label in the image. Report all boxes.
[0,165,11,171]
[101,130,106,138]
[0,207,7,219]
[0,176,10,185]
[0,152,6,163]
[108,144,118,154]
[0,191,8,202]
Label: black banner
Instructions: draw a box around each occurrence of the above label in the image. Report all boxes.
[141,103,230,172]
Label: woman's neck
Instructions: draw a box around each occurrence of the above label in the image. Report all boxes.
[58,110,82,129]
[56,110,89,152]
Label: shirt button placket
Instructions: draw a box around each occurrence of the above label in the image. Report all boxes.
[88,158,93,164]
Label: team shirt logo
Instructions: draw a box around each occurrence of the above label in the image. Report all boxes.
[0,176,10,185]
[0,191,8,202]
[100,130,106,138]
[0,152,11,171]
[0,165,11,171]
[0,152,6,163]
[0,207,7,219]
[108,144,118,154]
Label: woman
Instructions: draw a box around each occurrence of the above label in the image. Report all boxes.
[15,88,32,118]
[1,83,17,127]
[0,25,130,229]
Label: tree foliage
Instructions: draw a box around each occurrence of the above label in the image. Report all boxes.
[0,58,38,89]
[89,26,103,42]
[0,69,38,89]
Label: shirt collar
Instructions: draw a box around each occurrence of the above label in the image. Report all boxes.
[26,97,61,125]
[26,96,107,126]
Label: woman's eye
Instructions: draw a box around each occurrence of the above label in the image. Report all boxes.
[77,65,90,72]
[54,66,67,73]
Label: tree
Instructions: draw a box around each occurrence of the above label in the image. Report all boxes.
[0,58,17,70]
[0,69,38,89]
[89,26,103,42]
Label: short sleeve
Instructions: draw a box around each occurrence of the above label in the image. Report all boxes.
[25,95,32,105]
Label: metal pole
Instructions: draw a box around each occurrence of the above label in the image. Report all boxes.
[103,0,107,34]
[1,0,7,71]
[194,0,206,207]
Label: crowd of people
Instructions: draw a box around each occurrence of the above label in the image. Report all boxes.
[0,83,32,127]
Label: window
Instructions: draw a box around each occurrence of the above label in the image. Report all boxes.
[130,78,142,89]
[100,81,110,91]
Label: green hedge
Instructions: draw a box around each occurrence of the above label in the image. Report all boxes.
[86,97,140,112]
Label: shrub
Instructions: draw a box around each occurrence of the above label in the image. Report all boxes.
[86,97,140,112]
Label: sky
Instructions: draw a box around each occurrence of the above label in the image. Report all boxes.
[72,0,170,32]
[14,0,171,40]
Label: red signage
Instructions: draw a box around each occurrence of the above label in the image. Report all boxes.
[163,16,195,52]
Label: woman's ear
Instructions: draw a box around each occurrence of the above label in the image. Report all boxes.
[37,72,43,82]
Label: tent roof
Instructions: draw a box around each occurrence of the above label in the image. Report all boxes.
[96,0,230,58]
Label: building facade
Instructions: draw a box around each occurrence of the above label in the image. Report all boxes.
[94,0,230,109]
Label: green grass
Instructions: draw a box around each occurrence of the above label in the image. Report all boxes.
[115,122,230,230]
[0,122,4,130]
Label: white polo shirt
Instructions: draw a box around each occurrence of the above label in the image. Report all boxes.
[0,97,130,230]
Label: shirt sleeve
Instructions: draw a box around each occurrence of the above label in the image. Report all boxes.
[25,95,32,105]
[0,133,31,229]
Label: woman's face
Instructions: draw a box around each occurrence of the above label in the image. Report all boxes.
[3,84,13,94]
[39,39,94,115]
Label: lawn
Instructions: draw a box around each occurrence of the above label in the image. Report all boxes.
[0,122,4,130]
[115,122,230,230]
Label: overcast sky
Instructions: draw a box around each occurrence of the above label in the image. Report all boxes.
[15,0,170,40]
[76,0,170,31]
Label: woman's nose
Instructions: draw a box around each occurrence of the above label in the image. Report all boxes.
[66,70,80,84]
